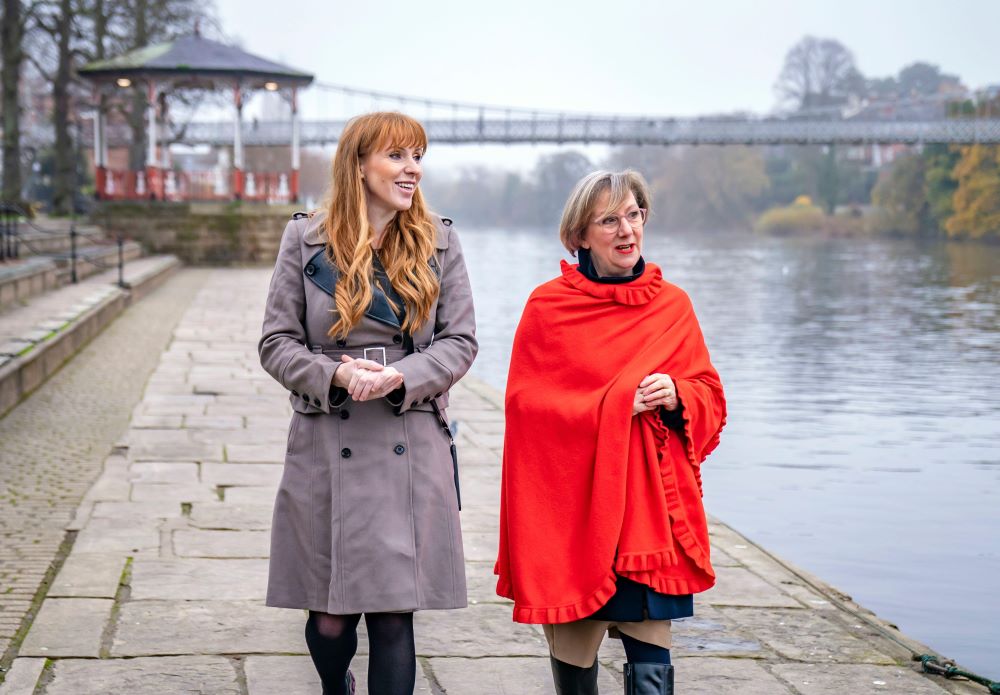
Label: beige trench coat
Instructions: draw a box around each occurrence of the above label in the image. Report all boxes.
[258,210,477,614]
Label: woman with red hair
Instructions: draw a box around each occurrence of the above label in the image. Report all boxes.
[496,170,726,695]
[260,112,477,694]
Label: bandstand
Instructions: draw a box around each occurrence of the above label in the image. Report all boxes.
[78,32,313,203]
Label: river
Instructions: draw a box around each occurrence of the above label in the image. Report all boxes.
[457,226,1000,677]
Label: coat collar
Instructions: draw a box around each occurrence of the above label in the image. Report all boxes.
[302,209,451,250]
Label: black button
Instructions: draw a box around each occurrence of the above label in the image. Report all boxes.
[291,390,299,396]
[301,393,309,401]
[410,401,419,408]
[305,264,316,276]
[392,334,403,344]
[341,448,352,458]
[434,393,442,398]
[336,339,347,347]
[394,444,406,455]
[423,396,431,403]
[313,397,321,407]
[340,410,350,420]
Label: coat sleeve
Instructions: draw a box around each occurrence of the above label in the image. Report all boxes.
[388,225,478,413]
[258,219,342,414]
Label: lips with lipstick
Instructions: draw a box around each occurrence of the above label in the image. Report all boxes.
[396,181,416,194]
[616,243,636,254]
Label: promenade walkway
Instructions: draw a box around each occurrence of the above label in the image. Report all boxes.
[0,268,980,694]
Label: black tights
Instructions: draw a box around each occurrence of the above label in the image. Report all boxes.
[620,632,672,665]
[305,611,416,695]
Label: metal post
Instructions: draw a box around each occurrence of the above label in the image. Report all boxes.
[0,210,7,262]
[70,226,78,283]
[117,235,125,288]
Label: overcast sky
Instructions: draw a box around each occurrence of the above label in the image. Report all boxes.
[212,0,1000,172]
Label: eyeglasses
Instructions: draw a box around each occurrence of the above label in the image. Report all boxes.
[592,208,646,231]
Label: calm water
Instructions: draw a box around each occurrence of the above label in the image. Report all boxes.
[459,226,1000,676]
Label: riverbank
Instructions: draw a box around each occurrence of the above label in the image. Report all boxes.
[0,267,987,694]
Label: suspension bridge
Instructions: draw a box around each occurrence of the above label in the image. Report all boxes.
[88,81,1000,148]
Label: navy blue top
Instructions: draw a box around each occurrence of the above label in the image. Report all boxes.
[576,249,694,623]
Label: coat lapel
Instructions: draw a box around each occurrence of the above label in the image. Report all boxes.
[304,249,401,329]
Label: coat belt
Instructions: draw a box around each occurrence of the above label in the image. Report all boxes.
[310,345,413,366]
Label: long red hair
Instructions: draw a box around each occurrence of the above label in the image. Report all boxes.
[323,112,440,339]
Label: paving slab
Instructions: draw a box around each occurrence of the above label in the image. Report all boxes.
[224,442,286,463]
[201,462,283,487]
[19,598,111,657]
[702,565,804,608]
[44,656,241,695]
[128,461,199,483]
[0,658,45,695]
[172,529,269,558]
[717,607,896,664]
[414,604,547,657]
[670,657,796,694]
[71,518,160,554]
[130,558,267,600]
[47,552,125,598]
[223,486,278,504]
[130,482,218,503]
[428,656,621,693]
[771,663,952,694]
[111,600,304,656]
[89,500,184,520]
[187,502,273,530]
[245,655,435,695]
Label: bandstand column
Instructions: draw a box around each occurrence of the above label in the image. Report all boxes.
[291,86,300,203]
[145,80,160,199]
[233,82,244,200]
[93,90,106,200]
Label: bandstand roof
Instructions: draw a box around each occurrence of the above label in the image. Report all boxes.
[78,34,313,89]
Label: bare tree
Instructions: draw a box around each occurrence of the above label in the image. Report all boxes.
[1,0,38,204]
[28,0,82,213]
[775,36,863,111]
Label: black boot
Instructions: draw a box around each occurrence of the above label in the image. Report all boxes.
[624,662,673,694]
[321,670,354,695]
[550,656,599,695]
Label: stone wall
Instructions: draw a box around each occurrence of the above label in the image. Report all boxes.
[91,202,300,265]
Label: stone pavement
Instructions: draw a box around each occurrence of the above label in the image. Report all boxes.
[0,269,209,674]
[0,268,981,694]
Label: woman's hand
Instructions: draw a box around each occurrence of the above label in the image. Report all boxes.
[638,373,679,411]
[336,355,404,401]
[632,388,654,416]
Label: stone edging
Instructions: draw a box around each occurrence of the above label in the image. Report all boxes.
[0,257,181,418]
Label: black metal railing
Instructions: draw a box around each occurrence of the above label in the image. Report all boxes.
[0,202,128,288]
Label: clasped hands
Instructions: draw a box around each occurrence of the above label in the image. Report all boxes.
[333,355,404,401]
[633,373,678,416]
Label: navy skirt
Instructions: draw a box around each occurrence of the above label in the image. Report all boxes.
[587,575,693,622]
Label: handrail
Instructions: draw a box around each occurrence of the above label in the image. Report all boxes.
[0,202,128,287]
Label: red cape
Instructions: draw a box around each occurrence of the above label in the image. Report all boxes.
[494,261,726,624]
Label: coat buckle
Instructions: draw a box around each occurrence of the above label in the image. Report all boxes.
[363,347,387,366]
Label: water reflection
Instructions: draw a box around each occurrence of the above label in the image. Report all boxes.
[459,226,1000,676]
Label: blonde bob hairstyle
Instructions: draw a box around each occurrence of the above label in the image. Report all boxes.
[558,169,652,254]
[322,112,440,339]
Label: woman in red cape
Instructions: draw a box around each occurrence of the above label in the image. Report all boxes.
[495,170,726,695]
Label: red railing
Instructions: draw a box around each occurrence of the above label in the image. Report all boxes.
[100,168,293,204]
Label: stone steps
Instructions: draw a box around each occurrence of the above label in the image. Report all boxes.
[0,255,182,417]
